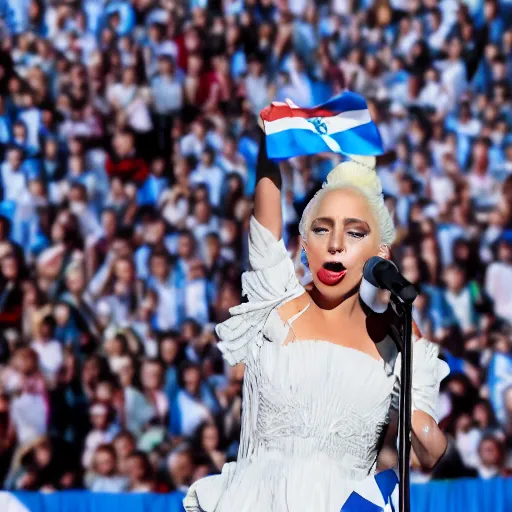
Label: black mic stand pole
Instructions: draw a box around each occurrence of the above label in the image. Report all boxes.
[389,295,415,512]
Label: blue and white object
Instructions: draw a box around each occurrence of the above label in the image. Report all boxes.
[487,352,512,425]
[340,469,399,512]
[260,92,384,160]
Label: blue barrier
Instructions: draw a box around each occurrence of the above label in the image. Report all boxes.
[11,478,512,512]
[14,491,186,512]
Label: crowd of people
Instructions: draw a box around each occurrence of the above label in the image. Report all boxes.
[0,0,512,496]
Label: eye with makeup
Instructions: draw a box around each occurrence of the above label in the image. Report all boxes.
[347,230,369,240]
[310,217,371,238]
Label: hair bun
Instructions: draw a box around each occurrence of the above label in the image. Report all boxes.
[323,154,381,195]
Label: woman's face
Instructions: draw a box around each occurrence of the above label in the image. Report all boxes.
[302,188,386,304]
[114,434,136,459]
[14,350,37,376]
[66,269,85,294]
[105,336,124,356]
[401,255,420,284]
[228,175,241,193]
[82,358,101,383]
[161,338,179,365]
[473,403,490,428]
[421,236,437,256]
[141,362,162,391]
[454,242,470,260]
[479,439,501,467]
[95,450,116,476]
[34,442,52,468]
[122,68,136,85]
[127,456,146,482]
[202,425,219,452]
[455,413,472,434]
[119,360,135,387]
[114,259,133,283]
[1,256,19,280]
[183,367,201,395]
[96,382,114,403]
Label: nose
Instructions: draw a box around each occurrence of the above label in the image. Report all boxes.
[328,232,344,254]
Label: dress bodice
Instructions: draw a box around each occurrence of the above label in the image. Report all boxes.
[248,332,398,479]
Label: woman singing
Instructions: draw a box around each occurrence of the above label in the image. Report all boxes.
[184,118,449,511]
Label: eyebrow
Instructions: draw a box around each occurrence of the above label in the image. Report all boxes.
[312,217,371,231]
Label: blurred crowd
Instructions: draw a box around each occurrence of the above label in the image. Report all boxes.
[0,0,512,496]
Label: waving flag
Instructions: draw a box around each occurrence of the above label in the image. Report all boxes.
[260,92,384,160]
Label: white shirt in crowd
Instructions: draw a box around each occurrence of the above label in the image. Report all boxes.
[18,107,42,150]
[151,75,184,115]
[31,339,63,381]
[185,279,210,326]
[444,287,476,333]
[151,279,181,331]
[11,392,48,445]
[1,162,26,202]
[485,261,512,323]
[189,164,225,207]
[437,59,468,111]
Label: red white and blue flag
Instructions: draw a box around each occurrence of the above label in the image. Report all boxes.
[260,92,384,160]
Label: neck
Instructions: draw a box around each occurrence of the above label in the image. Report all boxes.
[309,283,367,322]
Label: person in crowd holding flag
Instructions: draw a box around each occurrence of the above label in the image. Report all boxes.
[184,92,450,512]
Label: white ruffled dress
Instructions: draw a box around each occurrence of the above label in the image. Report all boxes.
[184,216,449,512]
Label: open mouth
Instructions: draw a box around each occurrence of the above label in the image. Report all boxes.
[317,261,347,286]
[322,261,346,272]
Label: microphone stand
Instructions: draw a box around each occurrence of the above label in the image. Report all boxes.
[388,296,415,512]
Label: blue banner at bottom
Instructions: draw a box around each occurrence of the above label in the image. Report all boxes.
[6,477,512,512]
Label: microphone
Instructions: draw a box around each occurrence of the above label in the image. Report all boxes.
[362,256,418,304]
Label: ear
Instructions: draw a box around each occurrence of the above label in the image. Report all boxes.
[378,244,390,260]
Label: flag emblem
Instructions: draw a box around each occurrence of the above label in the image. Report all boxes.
[260,92,384,160]
[308,118,328,135]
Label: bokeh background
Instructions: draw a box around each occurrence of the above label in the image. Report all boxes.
[0,0,512,505]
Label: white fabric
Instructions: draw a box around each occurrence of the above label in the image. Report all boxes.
[485,261,512,323]
[184,216,449,512]
[175,390,212,438]
[1,163,26,202]
[11,393,48,444]
[31,339,63,380]
[0,493,30,512]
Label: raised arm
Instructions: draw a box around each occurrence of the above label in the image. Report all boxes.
[253,128,283,241]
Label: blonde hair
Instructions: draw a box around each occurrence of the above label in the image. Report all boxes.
[298,155,396,246]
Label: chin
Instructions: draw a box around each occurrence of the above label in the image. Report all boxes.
[312,276,361,302]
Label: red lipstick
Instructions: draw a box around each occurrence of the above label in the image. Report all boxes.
[317,268,347,286]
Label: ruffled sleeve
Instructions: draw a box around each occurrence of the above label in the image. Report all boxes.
[392,336,450,423]
[184,462,237,512]
[215,215,304,366]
